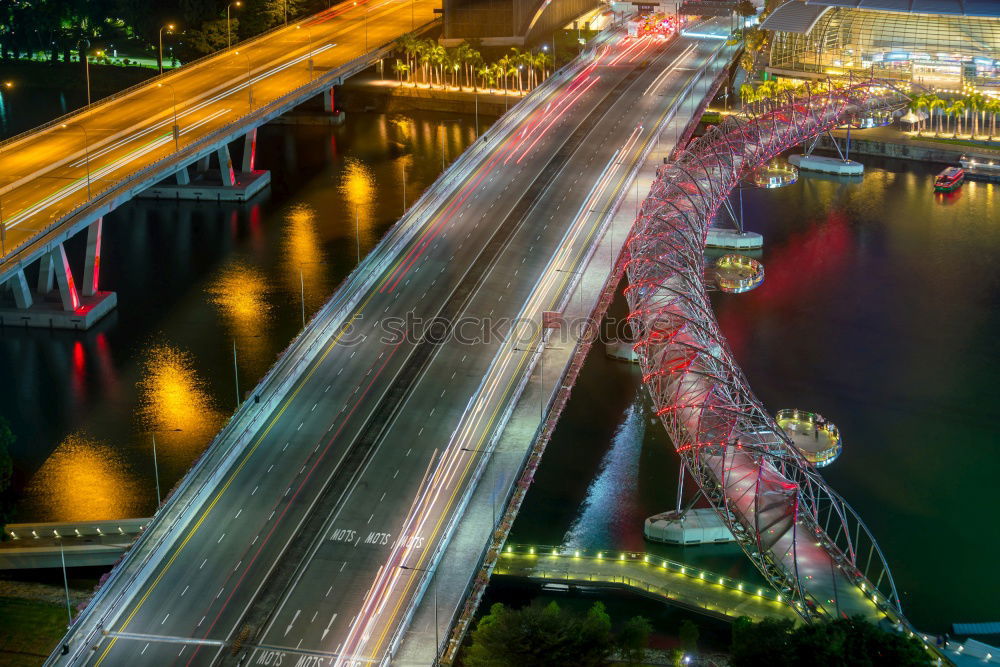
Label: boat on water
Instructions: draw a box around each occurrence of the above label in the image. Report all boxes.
[934,166,965,192]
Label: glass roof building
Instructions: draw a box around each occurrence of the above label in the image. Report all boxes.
[761,1,1000,88]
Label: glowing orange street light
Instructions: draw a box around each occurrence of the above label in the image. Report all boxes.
[227,1,242,48]
[159,23,175,75]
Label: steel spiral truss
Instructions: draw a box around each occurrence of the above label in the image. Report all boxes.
[625,79,910,623]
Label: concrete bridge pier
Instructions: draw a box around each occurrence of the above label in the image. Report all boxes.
[0,217,117,330]
[268,83,346,126]
[138,130,271,202]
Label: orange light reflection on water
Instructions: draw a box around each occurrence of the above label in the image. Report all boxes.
[282,203,329,315]
[341,157,375,244]
[207,261,272,374]
[24,433,143,521]
[138,344,224,454]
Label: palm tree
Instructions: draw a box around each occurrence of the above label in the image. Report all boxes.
[477,63,492,92]
[928,97,946,136]
[739,83,755,110]
[914,95,930,134]
[966,93,983,138]
[392,59,409,84]
[535,51,552,86]
[489,62,503,92]
[497,55,510,92]
[417,41,432,85]
[986,99,1000,139]
[948,100,966,137]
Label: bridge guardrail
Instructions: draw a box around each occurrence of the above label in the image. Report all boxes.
[46,26,591,666]
[0,22,437,278]
[438,38,738,662]
[496,543,788,606]
[0,6,436,154]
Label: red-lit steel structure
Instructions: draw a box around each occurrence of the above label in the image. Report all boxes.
[625,79,910,623]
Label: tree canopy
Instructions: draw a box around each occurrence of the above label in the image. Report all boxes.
[730,616,934,667]
[465,601,655,667]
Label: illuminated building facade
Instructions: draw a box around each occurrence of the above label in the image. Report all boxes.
[762,1,1000,88]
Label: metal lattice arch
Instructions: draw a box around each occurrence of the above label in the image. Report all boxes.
[625,79,910,624]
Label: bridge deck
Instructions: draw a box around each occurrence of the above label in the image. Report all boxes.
[0,0,438,279]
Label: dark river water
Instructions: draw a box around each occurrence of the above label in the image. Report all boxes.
[2,87,996,632]
[509,156,1000,632]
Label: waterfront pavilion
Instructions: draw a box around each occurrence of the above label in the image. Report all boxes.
[761,1,1000,89]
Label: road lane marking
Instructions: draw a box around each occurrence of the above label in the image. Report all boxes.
[92,34,611,662]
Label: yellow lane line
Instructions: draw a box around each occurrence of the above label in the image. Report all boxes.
[367,71,671,657]
[92,82,519,665]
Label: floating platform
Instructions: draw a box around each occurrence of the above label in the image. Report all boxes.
[605,340,639,363]
[705,228,763,250]
[959,157,1000,184]
[138,169,271,202]
[0,290,117,330]
[775,408,842,467]
[714,254,764,293]
[789,154,864,176]
[644,508,735,545]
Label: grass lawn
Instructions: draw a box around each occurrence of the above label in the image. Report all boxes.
[0,596,69,665]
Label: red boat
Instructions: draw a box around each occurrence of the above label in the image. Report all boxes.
[934,167,964,192]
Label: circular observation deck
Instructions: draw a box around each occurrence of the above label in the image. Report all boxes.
[776,408,842,467]
[749,159,798,189]
[714,254,764,293]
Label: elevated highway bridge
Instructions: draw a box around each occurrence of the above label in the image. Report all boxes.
[0,0,438,328]
[43,17,741,666]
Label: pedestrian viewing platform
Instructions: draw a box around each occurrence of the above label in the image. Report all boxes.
[775,409,842,467]
[713,253,764,293]
[493,544,800,623]
[0,519,148,569]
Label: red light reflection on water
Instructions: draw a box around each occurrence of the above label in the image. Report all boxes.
[716,210,852,359]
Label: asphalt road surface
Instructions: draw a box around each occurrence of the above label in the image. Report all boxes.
[72,24,727,667]
[0,0,438,261]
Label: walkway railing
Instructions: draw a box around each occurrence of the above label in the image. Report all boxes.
[497,543,792,612]
[624,76,912,625]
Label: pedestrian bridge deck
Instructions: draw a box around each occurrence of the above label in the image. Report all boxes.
[492,544,800,623]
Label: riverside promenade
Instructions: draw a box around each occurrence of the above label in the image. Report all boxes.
[493,544,800,623]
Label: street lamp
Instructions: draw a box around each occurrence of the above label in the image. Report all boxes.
[295,25,315,80]
[234,50,253,110]
[515,343,564,420]
[438,119,461,172]
[227,1,242,49]
[60,123,92,199]
[78,39,92,105]
[232,334,262,409]
[158,23,175,75]
[297,261,328,328]
[157,82,180,151]
[146,428,181,506]
[399,564,440,662]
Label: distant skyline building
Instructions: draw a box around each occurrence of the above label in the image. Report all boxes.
[442,0,600,45]
[761,0,1000,88]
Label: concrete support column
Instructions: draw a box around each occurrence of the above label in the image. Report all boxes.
[175,165,191,185]
[216,144,236,187]
[37,251,55,294]
[323,87,335,112]
[242,128,257,173]
[9,269,33,309]
[82,217,103,297]
[197,155,211,173]
[50,244,80,311]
